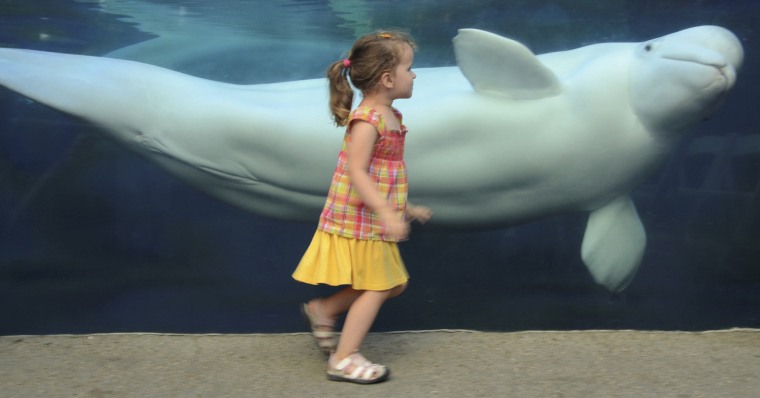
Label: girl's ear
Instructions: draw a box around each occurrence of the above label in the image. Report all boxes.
[380,71,394,88]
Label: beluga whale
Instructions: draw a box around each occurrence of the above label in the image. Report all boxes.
[0,26,743,292]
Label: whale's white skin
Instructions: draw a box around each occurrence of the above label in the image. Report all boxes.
[0,26,742,291]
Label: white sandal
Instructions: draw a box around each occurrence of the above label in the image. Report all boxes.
[301,301,338,355]
[327,352,390,384]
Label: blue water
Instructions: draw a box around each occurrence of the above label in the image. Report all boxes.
[0,0,758,334]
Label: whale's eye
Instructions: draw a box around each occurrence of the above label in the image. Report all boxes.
[644,44,653,52]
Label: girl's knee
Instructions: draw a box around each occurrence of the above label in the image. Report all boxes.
[389,282,408,298]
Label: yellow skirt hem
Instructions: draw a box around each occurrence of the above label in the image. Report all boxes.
[292,230,409,291]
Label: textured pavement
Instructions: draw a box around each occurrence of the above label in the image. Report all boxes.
[1,329,758,397]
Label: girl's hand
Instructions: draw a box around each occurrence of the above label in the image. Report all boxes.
[406,205,432,224]
[382,215,410,241]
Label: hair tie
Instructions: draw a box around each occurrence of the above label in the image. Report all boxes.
[342,58,351,68]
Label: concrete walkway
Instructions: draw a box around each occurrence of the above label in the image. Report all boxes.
[1,329,758,397]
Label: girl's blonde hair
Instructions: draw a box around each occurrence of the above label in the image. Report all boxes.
[326,30,416,126]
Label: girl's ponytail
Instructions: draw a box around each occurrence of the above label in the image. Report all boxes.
[327,60,353,127]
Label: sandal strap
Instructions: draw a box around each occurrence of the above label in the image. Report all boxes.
[350,364,385,380]
[312,330,336,338]
[302,302,338,355]
[334,353,364,370]
[313,331,337,350]
[333,353,386,381]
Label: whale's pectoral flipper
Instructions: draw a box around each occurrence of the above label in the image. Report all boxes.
[581,195,646,292]
[452,28,562,99]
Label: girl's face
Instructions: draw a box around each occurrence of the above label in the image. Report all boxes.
[390,43,416,99]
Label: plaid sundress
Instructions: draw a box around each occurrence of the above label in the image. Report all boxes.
[318,106,408,241]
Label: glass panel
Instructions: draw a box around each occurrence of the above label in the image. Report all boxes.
[0,0,757,334]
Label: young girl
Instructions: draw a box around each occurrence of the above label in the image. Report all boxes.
[292,30,431,384]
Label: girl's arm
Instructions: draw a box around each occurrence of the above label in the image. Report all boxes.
[406,203,432,224]
[347,120,409,240]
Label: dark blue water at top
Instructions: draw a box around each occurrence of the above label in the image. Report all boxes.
[0,0,758,335]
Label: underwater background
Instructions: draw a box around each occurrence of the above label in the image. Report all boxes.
[0,0,758,335]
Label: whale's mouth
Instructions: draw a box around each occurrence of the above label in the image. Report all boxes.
[662,54,737,93]
[715,66,731,88]
[662,53,726,69]
[708,63,736,91]
[659,41,739,90]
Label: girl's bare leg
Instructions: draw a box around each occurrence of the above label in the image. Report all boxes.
[333,283,407,360]
[315,287,362,322]
[312,283,407,324]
